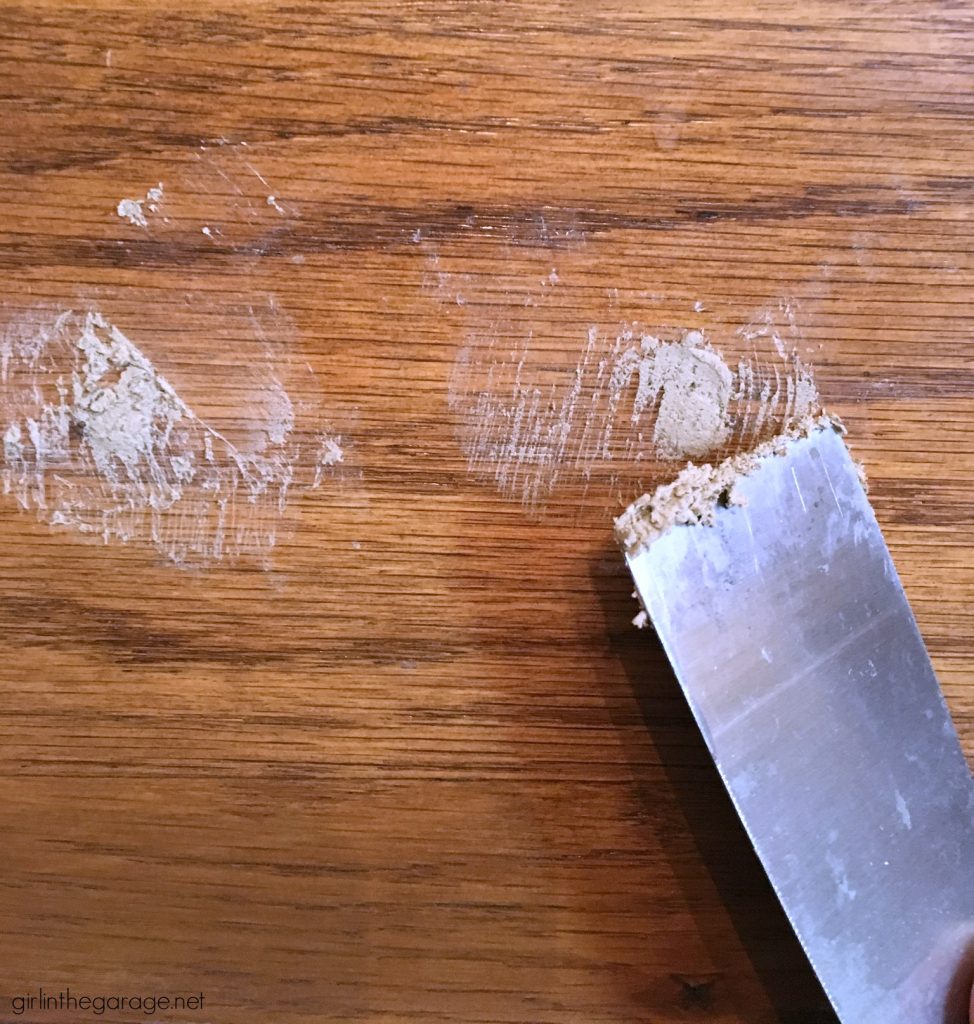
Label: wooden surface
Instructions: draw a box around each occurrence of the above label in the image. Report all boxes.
[1,3,972,1022]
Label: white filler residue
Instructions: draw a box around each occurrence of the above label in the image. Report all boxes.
[116,183,164,228]
[312,433,345,487]
[0,309,342,565]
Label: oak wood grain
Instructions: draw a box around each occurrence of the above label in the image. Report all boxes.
[0,3,971,1022]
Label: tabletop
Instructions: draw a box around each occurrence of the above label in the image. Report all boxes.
[1,3,972,1022]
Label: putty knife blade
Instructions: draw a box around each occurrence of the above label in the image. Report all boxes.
[621,425,974,1023]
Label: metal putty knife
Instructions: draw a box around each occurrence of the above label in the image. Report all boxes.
[616,422,974,1024]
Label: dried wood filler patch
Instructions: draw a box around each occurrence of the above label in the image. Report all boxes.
[0,309,342,565]
[641,330,734,458]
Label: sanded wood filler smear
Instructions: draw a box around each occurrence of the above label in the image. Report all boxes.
[449,324,819,510]
[0,309,342,565]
